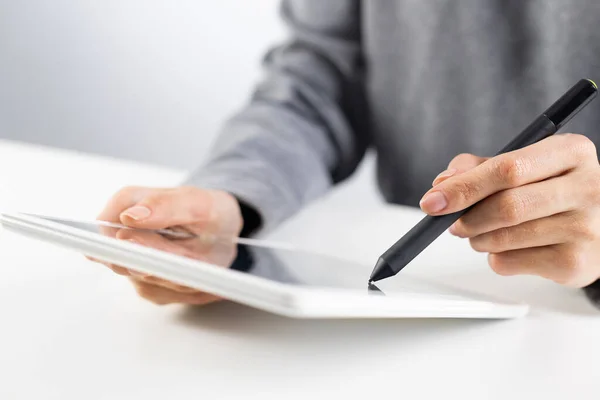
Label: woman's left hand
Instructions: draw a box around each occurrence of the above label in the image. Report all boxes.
[421,133,600,288]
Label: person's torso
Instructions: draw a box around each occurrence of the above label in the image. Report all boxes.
[364,0,600,206]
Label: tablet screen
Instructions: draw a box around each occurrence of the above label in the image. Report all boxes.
[34,216,477,298]
[39,216,376,282]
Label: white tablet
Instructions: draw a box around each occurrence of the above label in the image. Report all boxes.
[0,212,528,319]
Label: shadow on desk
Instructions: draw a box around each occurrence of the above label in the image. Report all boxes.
[172,301,507,354]
[434,269,600,317]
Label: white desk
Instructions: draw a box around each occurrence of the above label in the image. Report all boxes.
[0,139,598,399]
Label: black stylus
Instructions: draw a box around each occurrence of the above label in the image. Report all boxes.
[370,78,598,283]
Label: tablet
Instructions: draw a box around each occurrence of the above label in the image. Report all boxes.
[0,212,528,319]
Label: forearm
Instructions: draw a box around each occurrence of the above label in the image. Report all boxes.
[185,0,367,233]
[185,104,336,232]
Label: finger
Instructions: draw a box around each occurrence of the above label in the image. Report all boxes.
[114,230,208,292]
[127,267,200,293]
[468,211,597,253]
[420,134,597,215]
[447,153,490,171]
[107,264,133,276]
[97,186,160,222]
[85,255,100,263]
[130,278,221,305]
[119,230,238,269]
[85,255,132,276]
[451,175,579,238]
[116,230,234,291]
[98,225,119,239]
[132,274,199,293]
[432,154,488,186]
[119,186,213,230]
[488,244,597,287]
[115,229,213,261]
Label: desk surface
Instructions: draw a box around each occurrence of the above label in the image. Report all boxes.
[0,139,598,399]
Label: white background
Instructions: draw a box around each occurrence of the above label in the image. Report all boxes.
[0,0,286,169]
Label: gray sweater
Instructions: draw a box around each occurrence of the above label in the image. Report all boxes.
[187,0,600,298]
[188,0,600,232]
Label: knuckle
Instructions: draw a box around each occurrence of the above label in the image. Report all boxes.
[468,237,486,252]
[470,229,511,253]
[132,281,154,298]
[115,186,141,200]
[570,214,597,242]
[564,248,585,270]
[489,228,511,249]
[451,220,470,237]
[565,133,597,160]
[450,153,474,167]
[497,192,525,224]
[180,186,212,220]
[192,199,213,222]
[559,247,586,284]
[452,179,484,204]
[488,254,513,276]
[98,186,147,221]
[142,192,168,210]
[583,174,600,204]
[132,281,165,304]
[178,185,201,197]
[131,278,183,305]
[552,274,573,286]
[495,157,530,187]
[110,265,131,276]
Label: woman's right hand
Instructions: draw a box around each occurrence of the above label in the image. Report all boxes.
[93,186,244,305]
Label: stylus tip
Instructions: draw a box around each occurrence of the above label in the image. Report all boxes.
[369,258,395,282]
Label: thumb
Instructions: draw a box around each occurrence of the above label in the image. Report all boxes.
[120,187,213,230]
[432,153,489,186]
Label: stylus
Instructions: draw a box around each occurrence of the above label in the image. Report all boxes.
[370,79,598,283]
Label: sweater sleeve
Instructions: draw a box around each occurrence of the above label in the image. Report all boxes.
[184,0,368,233]
[583,279,600,309]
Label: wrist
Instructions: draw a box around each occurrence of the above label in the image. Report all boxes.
[235,198,263,237]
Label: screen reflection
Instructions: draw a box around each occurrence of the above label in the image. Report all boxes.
[40,217,484,302]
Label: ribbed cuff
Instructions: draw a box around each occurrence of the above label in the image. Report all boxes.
[583,279,600,309]
[237,199,262,237]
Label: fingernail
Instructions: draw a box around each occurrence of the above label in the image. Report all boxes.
[420,191,448,213]
[432,168,457,186]
[121,206,151,221]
